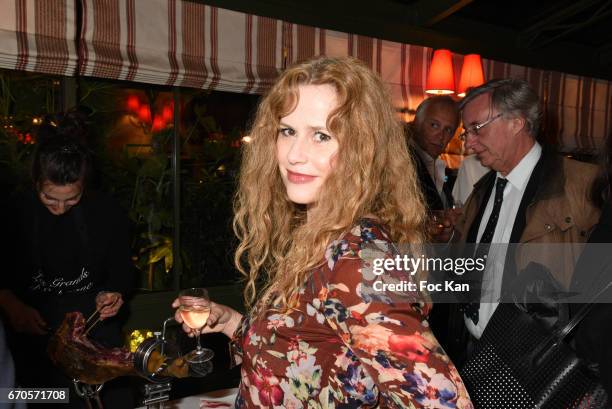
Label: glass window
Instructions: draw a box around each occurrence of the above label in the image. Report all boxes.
[179,90,259,288]
[0,69,63,200]
[79,79,259,291]
[1,68,259,293]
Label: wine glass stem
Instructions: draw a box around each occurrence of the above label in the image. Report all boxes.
[195,330,202,352]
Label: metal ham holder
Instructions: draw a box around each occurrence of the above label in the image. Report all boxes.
[71,304,115,409]
[134,317,175,408]
[72,382,104,409]
[135,317,213,408]
[72,315,213,409]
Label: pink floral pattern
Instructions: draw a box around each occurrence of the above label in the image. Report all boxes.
[233,220,473,408]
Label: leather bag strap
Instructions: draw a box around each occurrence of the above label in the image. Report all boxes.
[530,279,612,360]
[556,279,612,341]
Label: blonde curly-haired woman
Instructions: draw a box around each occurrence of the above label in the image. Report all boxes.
[173,56,473,409]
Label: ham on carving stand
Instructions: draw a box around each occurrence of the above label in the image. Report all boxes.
[48,312,212,408]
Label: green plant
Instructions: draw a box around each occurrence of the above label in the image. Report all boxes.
[79,82,242,291]
[1,72,244,291]
[0,70,61,199]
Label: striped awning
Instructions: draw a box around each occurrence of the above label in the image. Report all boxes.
[77,0,612,153]
[79,0,283,93]
[0,0,78,76]
[0,0,610,153]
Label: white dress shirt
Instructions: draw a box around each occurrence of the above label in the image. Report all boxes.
[414,144,449,208]
[465,142,542,339]
[452,154,490,205]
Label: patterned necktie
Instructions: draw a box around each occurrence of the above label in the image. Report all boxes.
[463,177,508,324]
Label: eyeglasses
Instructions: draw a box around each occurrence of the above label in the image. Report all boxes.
[458,113,503,142]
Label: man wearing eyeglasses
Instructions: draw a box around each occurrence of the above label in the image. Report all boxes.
[446,78,600,365]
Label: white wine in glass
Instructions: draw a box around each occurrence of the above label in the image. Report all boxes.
[180,305,211,329]
[178,288,214,363]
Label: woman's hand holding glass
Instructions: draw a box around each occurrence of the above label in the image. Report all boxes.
[175,288,214,363]
[172,295,243,340]
[173,288,246,364]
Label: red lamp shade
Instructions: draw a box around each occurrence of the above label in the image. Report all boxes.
[138,105,152,123]
[161,105,173,122]
[152,116,165,131]
[458,54,485,97]
[126,95,140,112]
[426,49,455,95]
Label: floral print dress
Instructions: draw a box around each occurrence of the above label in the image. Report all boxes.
[231,219,473,408]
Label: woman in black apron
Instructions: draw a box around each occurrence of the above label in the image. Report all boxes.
[0,112,134,408]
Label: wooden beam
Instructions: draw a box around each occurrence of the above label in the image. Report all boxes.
[522,0,603,36]
[411,0,475,27]
[520,0,612,48]
[599,43,612,66]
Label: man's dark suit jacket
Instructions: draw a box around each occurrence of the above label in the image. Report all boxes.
[410,145,455,211]
[445,145,599,367]
[570,201,612,398]
[409,145,456,350]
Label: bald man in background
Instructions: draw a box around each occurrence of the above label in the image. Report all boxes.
[408,95,461,212]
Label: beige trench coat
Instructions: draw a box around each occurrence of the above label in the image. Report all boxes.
[454,149,601,289]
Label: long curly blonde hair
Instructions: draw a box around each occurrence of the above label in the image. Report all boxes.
[233,56,426,313]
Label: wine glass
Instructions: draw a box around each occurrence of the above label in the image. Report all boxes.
[430,210,446,231]
[178,288,214,363]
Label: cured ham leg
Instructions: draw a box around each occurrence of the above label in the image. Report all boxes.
[48,312,136,384]
[48,312,189,384]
